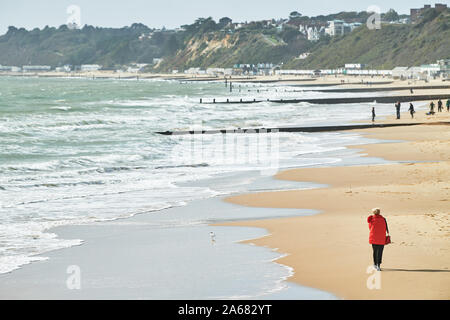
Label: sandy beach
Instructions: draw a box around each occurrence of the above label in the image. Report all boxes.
[223,111,450,300]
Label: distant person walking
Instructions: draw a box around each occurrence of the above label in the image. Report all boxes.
[372,107,376,123]
[429,101,435,115]
[447,99,450,112]
[395,101,401,119]
[437,99,443,112]
[408,103,415,119]
[367,208,389,271]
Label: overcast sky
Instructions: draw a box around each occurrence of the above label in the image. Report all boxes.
[1,0,447,35]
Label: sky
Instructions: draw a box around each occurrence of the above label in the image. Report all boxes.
[1,0,448,35]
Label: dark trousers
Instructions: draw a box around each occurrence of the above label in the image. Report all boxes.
[372,244,384,266]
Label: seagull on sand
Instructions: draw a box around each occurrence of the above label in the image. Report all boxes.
[209,231,216,243]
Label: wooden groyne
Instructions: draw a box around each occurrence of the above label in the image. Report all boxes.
[199,94,450,105]
[156,122,450,136]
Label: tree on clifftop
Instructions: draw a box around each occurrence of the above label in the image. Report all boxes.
[289,11,302,19]
[219,17,232,28]
[384,9,399,22]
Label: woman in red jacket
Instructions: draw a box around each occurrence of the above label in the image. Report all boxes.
[367,208,389,271]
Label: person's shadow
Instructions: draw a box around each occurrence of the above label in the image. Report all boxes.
[382,268,450,273]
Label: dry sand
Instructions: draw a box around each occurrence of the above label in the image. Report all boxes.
[221,111,450,300]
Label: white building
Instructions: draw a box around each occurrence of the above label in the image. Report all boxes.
[297,52,311,59]
[139,33,152,40]
[299,25,324,41]
[126,63,148,73]
[349,22,363,31]
[392,66,426,80]
[185,67,206,74]
[392,61,449,80]
[80,64,102,72]
[223,68,233,76]
[345,69,392,76]
[257,63,276,76]
[391,67,410,79]
[276,69,314,75]
[55,65,71,73]
[206,68,225,76]
[399,18,410,24]
[307,26,320,41]
[22,65,51,72]
[345,64,366,70]
[325,20,345,36]
[298,25,306,34]
[0,65,21,72]
[325,20,359,36]
[437,59,450,78]
[420,63,441,78]
[126,67,140,73]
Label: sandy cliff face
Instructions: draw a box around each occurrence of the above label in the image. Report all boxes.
[155,31,298,71]
[184,34,238,61]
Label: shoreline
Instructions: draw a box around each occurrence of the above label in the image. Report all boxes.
[222,110,450,299]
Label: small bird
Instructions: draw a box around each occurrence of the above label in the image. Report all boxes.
[209,231,216,243]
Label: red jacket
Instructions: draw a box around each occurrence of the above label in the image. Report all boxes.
[367,214,387,245]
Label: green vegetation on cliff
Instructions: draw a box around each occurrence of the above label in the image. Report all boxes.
[284,8,450,69]
[0,23,180,69]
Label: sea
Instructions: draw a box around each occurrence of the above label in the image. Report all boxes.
[0,76,423,299]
